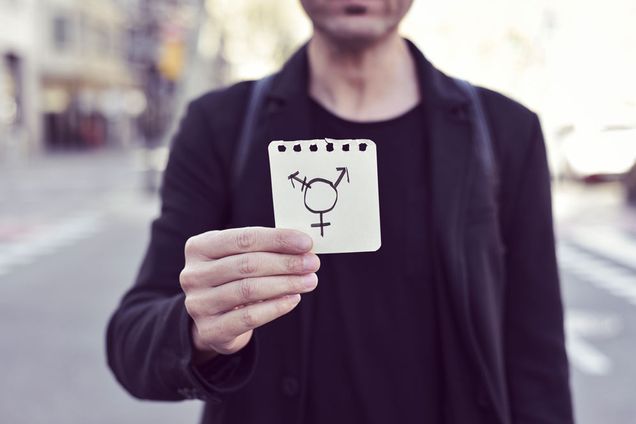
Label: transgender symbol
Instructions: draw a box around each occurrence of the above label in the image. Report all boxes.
[287,167,350,237]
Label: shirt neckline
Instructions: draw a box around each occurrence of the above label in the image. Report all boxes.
[309,96,423,128]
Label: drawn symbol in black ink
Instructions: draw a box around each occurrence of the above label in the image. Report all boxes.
[288,167,350,237]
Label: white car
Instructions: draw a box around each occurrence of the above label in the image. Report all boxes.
[562,126,636,181]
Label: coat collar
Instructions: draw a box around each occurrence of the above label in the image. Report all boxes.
[265,39,470,116]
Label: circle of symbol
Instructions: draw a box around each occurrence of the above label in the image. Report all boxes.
[303,178,338,214]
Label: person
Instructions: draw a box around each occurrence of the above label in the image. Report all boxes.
[106,1,574,423]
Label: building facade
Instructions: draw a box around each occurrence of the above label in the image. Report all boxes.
[0,0,148,158]
[36,0,138,150]
[0,0,38,158]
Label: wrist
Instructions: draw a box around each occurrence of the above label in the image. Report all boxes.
[191,323,220,366]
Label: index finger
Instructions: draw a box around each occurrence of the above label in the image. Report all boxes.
[196,227,313,259]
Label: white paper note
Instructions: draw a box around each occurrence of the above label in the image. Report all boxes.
[268,138,381,254]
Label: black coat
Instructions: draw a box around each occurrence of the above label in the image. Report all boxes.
[106,42,574,424]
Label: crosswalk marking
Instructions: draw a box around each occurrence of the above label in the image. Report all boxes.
[564,226,636,271]
[558,242,636,306]
[0,213,103,277]
[565,309,621,376]
[558,230,633,376]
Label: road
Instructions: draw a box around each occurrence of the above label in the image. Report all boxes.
[555,181,636,424]
[0,150,200,424]
[0,149,635,423]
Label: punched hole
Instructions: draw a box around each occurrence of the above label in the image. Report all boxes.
[293,144,302,152]
[310,144,318,152]
[278,145,286,152]
[342,144,350,152]
[359,143,367,151]
[326,143,334,152]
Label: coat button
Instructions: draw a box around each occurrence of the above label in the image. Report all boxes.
[281,376,299,397]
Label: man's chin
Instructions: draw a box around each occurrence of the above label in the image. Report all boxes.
[318,22,392,50]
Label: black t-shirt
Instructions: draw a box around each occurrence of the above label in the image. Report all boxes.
[305,98,443,423]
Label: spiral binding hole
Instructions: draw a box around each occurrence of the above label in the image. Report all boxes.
[279,142,367,153]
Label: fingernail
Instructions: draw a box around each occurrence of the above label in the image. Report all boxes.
[302,273,318,288]
[295,233,313,251]
[303,254,320,271]
[287,294,301,305]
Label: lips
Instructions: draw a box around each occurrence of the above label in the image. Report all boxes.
[343,4,368,15]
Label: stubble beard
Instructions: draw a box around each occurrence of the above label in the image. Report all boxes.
[313,19,400,54]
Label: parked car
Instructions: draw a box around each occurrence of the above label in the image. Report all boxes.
[561,125,636,182]
[625,162,636,205]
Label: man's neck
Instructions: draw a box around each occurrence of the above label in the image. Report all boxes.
[307,32,420,122]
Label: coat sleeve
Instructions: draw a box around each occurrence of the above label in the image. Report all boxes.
[503,114,574,423]
[105,98,258,403]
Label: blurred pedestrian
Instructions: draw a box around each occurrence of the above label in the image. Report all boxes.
[107,1,574,423]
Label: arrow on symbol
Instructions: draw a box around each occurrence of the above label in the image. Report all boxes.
[334,167,350,188]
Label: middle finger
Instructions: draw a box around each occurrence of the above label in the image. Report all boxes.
[203,252,321,287]
[200,273,318,315]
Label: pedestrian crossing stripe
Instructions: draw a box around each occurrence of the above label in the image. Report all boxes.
[0,213,103,277]
[558,243,636,305]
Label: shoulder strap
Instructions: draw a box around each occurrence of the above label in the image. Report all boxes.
[453,78,499,189]
[232,75,275,187]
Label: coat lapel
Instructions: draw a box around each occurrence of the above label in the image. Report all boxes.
[410,43,508,423]
[409,42,476,353]
[264,46,313,142]
[231,47,313,228]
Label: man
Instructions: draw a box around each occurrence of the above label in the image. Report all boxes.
[107,1,574,423]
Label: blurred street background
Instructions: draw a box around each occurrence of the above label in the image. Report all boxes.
[1,0,635,423]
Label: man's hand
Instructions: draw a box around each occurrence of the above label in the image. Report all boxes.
[180,227,320,363]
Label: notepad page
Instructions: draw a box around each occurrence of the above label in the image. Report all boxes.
[268,138,381,254]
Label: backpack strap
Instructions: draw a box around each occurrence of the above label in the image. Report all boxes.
[453,78,499,190]
[232,75,275,187]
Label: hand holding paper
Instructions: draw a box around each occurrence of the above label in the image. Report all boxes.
[180,227,320,362]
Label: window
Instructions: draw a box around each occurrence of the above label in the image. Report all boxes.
[52,15,72,51]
